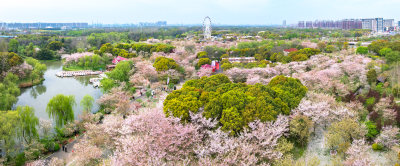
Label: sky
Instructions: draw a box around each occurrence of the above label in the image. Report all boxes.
[0,0,399,25]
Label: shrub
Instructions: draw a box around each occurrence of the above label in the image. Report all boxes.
[15,152,26,166]
[366,69,377,85]
[221,54,229,59]
[325,118,365,154]
[197,51,208,58]
[379,47,392,57]
[54,144,60,151]
[375,83,384,94]
[393,85,400,97]
[289,115,314,146]
[290,53,308,62]
[325,45,335,53]
[356,46,368,55]
[386,51,400,64]
[221,62,233,70]
[365,97,375,107]
[44,141,57,152]
[372,143,383,151]
[153,57,179,72]
[130,87,137,94]
[365,121,379,140]
[197,58,212,68]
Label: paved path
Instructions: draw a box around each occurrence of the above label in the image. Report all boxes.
[43,135,82,165]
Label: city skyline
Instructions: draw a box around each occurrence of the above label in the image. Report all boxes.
[1,0,400,25]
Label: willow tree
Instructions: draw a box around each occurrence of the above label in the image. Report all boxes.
[46,94,76,127]
[0,73,20,110]
[0,110,19,156]
[16,106,39,144]
[80,95,94,113]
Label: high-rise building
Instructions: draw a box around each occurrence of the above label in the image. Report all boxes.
[342,19,362,29]
[376,18,384,32]
[139,21,167,27]
[306,21,313,28]
[2,22,88,29]
[299,18,392,31]
[383,19,394,28]
[362,18,391,32]
[362,18,376,31]
[283,20,286,27]
[298,21,305,28]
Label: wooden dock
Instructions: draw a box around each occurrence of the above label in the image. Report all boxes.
[56,70,102,77]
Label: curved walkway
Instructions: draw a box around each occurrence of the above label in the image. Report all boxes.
[43,135,82,165]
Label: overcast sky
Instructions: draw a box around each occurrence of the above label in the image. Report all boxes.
[0,0,399,25]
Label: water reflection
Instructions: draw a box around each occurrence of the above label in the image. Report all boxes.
[74,76,91,86]
[14,61,102,121]
[29,84,47,99]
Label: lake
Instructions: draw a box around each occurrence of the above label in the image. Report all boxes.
[14,61,103,121]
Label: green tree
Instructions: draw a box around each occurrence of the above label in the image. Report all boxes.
[25,42,36,57]
[196,51,208,58]
[386,51,400,64]
[7,52,23,67]
[16,106,39,144]
[368,40,388,55]
[317,42,326,51]
[91,54,101,69]
[46,94,76,127]
[356,46,368,55]
[100,78,116,93]
[47,41,64,51]
[0,110,19,157]
[325,45,335,53]
[221,62,233,70]
[99,43,114,54]
[80,95,94,112]
[268,75,308,110]
[36,48,54,60]
[343,42,349,50]
[197,58,212,68]
[290,53,308,62]
[165,74,307,135]
[379,47,392,57]
[296,48,321,57]
[106,60,133,82]
[0,39,8,52]
[153,57,179,72]
[163,87,202,122]
[365,121,379,140]
[325,118,365,154]
[0,73,20,110]
[366,69,377,85]
[26,57,47,83]
[290,115,313,147]
[8,39,19,53]
[220,107,245,135]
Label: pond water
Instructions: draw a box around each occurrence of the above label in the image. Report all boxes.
[14,61,103,121]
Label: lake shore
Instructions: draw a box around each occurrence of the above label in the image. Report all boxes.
[19,78,44,88]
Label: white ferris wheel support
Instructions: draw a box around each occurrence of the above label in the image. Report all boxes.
[203,16,212,40]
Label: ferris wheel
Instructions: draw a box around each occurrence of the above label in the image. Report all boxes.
[203,16,212,40]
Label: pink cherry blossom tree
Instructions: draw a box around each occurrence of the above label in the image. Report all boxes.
[111,108,201,165]
[344,139,372,166]
[375,126,399,148]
